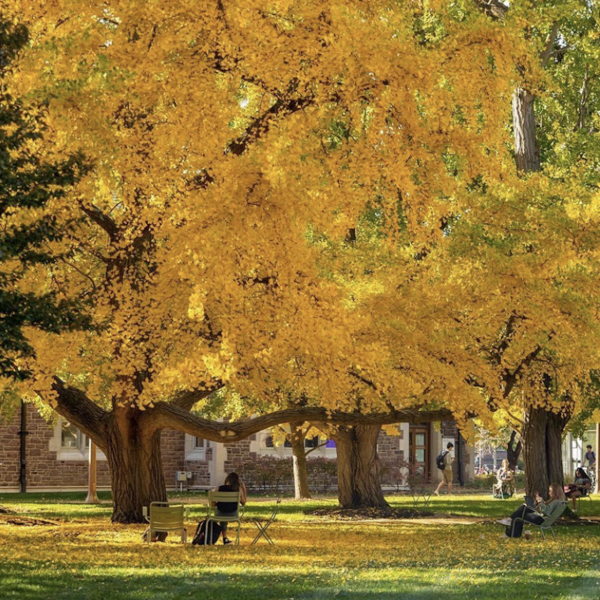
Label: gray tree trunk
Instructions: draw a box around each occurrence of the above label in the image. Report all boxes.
[512,88,541,173]
[332,424,388,508]
[105,410,167,524]
[289,423,311,500]
[512,79,569,497]
[522,406,568,496]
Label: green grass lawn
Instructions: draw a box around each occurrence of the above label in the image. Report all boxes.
[0,492,598,599]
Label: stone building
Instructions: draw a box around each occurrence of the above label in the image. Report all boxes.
[0,404,473,492]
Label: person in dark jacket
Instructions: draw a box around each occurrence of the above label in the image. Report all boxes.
[212,472,247,544]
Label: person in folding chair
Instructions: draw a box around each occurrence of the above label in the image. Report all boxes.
[496,483,566,538]
[564,468,592,511]
[212,472,247,545]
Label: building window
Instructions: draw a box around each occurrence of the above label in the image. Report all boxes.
[61,421,81,449]
[61,421,91,451]
[185,434,207,461]
[53,418,101,461]
[263,435,292,449]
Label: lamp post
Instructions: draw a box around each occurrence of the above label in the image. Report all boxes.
[85,440,99,504]
[18,400,29,493]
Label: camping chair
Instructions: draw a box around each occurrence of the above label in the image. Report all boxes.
[510,501,568,540]
[251,498,281,546]
[206,491,244,546]
[577,487,593,511]
[142,502,189,543]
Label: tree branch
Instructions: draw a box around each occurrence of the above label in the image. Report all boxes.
[540,22,559,68]
[40,377,109,450]
[472,0,508,20]
[170,381,224,411]
[145,403,455,442]
[227,95,313,156]
[79,203,119,241]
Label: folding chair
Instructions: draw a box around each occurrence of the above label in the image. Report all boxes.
[577,488,593,511]
[251,498,281,545]
[206,491,244,546]
[142,502,189,543]
[510,501,567,540]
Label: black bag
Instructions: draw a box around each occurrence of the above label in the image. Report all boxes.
[436,450,448,470]
[192,520,222,545]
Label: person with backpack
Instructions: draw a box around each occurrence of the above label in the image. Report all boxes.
[433,442,454,496]
[583,445,596,470]
[212,472,247,545]
[192,472,247,545]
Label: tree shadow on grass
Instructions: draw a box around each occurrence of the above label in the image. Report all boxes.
[0,563,596,600]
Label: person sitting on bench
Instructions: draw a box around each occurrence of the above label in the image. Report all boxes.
[496,483,566,538]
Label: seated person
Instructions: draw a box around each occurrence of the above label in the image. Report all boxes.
[564,468,592,511]
[496,483,566,538]
[493,459,515,498]
[212,472,247,545]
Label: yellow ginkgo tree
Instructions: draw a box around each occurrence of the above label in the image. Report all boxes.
[1,0,528,521]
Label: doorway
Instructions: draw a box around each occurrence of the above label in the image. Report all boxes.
[409,425,430,481]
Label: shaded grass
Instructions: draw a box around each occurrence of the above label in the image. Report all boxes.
[0,493,598,599]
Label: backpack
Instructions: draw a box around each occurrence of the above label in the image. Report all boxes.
[436,450,448,470]
[192,520,222,545]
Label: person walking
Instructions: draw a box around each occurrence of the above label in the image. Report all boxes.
[434,442,454,496]
[583,445,596,470]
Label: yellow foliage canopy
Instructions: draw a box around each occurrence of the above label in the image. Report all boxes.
[0,0,531,417]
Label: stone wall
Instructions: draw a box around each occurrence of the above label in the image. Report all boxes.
[223,435,256,476]
[0,404,190,490]
[220,430,406,491]
[184,444,212,487]
[0,408,21,489]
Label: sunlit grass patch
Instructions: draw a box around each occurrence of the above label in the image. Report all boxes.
[0,493,598,599]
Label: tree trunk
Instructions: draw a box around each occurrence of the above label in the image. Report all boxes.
[522,406,567,497]
[105,411,167,524]
[506,430,522,471]
[512,79,569,498]
[289,423,311,500]
[333,424,388,508]
[512,88,541,172]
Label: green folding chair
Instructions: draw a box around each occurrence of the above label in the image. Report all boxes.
[510,501,568,540]
[206,491,244,546]
[251,499,281,545]
[142,502,189,543]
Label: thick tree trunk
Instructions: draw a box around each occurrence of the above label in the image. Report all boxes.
[512,88,541,172]
[333,424,388,508]
[522,406,567,497]
[289,423,311,500]
[512,77,569,498]
[105,411,167,524]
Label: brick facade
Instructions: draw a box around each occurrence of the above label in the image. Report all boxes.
[0,405,210,491]
[0,405,471,491]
